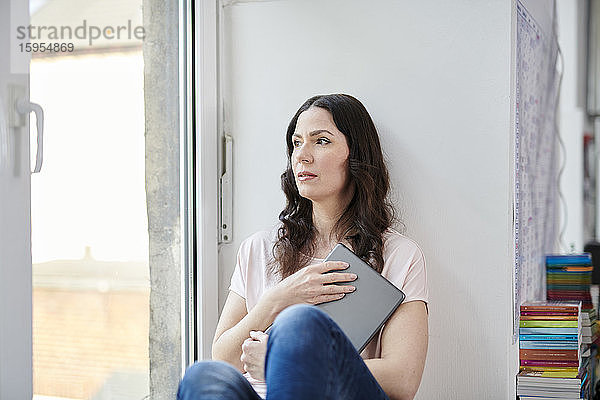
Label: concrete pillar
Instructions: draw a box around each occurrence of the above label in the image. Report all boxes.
[143,0,181,398]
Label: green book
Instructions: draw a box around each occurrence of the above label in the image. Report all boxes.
[519,320,579,328]
[547,284,592,290]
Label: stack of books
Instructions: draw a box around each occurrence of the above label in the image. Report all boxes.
[518,301,589,399]
[544,253,599,398]
[517,369,588,400]
[546,254,594,311]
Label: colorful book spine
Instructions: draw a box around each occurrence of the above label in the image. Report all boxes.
[520,359,579,367]
[519,327,578,335]
[519,335,578,341]
[520,315,578,321]
[519,341,578,350]
[546,254,592,266]
[520,304,579,313]
[519,366,579,373]
[519,320,578,328]
[546,253,594,312]
[519,349,579,361]
[518,301,582,373]
[520,311,578,316]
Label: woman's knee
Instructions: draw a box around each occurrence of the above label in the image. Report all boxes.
[183,360,239,382]
[178,360,244,398]
[270,304,332,343]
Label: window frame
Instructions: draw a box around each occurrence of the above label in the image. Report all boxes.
[183,0,220,365]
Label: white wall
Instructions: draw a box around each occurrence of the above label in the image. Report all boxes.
[556,0,591,250]
[217,1,516,398]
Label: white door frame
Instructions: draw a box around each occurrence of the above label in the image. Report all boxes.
[191,0,220,362]
[0,0,33,397]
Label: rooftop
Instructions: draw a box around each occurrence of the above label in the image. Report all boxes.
[33,247,149,290]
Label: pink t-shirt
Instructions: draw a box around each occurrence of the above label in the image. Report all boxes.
[228,225,429,398]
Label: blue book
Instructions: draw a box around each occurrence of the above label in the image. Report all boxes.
[520,341,579,350]
[546,254,592,266]
[546,270,590,275]
[519,334,578,341]
[519,327,578,335]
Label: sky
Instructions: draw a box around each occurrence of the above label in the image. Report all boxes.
[30,52,148,263]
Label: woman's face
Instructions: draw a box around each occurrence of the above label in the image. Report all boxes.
[291,107,353,205]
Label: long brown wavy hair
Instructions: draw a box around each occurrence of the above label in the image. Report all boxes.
[271,94,396,278]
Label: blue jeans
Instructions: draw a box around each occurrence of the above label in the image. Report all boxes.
[177,304,390,400]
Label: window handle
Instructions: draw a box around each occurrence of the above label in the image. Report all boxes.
[16,98,44,173]
[0,96,8,172]
[219,135,233,243]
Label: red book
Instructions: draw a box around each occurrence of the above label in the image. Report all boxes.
[520,303,580,313]
[520,311,578,316]
[547,291,591,297]
[519,315,578,321]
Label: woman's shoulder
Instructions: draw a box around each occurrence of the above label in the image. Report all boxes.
[382,228,425,262]
[238,224,280,256]
[381,228,428,303]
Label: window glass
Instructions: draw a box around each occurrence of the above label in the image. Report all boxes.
[29,0,149,398]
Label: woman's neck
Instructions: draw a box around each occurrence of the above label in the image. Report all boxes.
[311,198,352,254]
[312,204,340,246]
[310,182,355,256]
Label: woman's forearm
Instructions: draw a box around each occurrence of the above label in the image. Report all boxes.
[212,290,288,370]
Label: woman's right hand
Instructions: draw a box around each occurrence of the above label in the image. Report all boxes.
[266,261,358,310]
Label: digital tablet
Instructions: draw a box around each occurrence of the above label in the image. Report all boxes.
[264,244,405,352]
[318,243,405,353]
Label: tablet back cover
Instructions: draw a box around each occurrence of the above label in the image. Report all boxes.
[318,243,405,353]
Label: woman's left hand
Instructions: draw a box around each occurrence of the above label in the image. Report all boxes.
[240,330,268,381]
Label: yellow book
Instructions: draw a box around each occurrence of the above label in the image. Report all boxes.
[519,366,579,373]
[519,320,578,328]
[530,371,579,378]
[517,369,581,381]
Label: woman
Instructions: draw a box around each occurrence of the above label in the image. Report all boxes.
[178,94,428,400]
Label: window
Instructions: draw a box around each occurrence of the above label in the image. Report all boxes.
[30,0,149,398]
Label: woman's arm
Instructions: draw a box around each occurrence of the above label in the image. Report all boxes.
[364,300,428,400]
[211,289,285,372]
[212,261,357,372]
